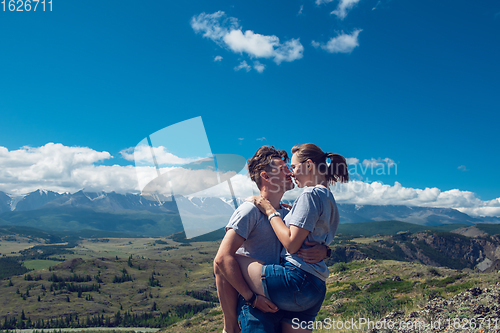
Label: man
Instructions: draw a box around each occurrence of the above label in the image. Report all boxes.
[214,146,328,333]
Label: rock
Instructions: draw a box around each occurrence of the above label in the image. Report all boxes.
[473,304,490,314]
[469,287,482,296]
[385,310,404,320]
[330,291,345,301]
[350,282,360,291]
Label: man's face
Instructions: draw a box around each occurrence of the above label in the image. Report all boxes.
[265,158,294,193]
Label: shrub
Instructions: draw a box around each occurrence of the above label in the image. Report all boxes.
[331,262,348,274]
[360,292,396,317]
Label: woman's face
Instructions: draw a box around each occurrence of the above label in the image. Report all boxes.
[290,153,309,188]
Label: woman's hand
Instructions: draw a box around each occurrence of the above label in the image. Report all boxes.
[246,195,276,217]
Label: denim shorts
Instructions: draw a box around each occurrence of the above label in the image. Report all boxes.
[237,294,283,333]
[261,261,326,325]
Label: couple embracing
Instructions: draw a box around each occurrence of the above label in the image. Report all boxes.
[214,143,349,333]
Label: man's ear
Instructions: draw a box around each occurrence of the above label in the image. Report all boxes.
[260,171,269,181]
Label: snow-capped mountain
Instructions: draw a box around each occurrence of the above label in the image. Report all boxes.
[0,189,497,237]
[0,191,11,214]
[14,189,63,211]
[42,190,179,212]
[336,204,483,226]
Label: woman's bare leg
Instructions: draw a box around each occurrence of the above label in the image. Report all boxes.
[235,255,265,296]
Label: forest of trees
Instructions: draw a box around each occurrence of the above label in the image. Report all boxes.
[0,303,216,330]
[0,257,28,279]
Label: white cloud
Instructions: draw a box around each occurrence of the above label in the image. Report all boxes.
[346,157,397,179]
[253,61,265,73]
[256,137,266,141]
[223,28,303,64]
[181,173,254,199]
[0,143,207,196]
[362,158,395,168]
[120,145,199,166]
[191,11,303,66]
[331,0,361,19]
[234,61,251,72]
[2,144,500,218]
[312,29,362,53]
[346,158,359,165]
[233,60,265,73]
[331,182,500,218]
[298,5,304,15]
[68,164,143,194]
[458,165,468,171]
[190,11,238,44]
[460,198,500,218]
[283,180,500,218]
[315,0,335,5]
[224,30,277,58]
[0,143,120,195]
[0,143,111,170]
[273,39,304,64]
[214,55,223,62]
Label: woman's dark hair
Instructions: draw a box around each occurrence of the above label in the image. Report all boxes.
[291,143,349,185]
[248,146,289,189]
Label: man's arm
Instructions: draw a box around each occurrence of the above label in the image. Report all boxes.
[297,241,329,263]
[214,229,279,313]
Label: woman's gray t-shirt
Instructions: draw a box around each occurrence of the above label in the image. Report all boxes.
[283,186,339,281]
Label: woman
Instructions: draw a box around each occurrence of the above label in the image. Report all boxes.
[240,143,348,333]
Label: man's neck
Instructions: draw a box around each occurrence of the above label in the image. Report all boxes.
[259,187,284,210]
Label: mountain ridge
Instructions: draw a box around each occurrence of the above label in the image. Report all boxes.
[0,189,498,237]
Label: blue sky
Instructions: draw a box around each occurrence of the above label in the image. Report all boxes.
[1,0,499,216]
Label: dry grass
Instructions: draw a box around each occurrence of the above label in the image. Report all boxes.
[0,238,220,324]
[2,235,500,333]
[161,259,499,333]
[350,236,389,244]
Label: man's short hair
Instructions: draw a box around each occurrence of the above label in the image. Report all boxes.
[248,146,289,189]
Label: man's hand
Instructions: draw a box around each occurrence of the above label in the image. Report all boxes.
[297,241,328,263]
[253,294,279,313]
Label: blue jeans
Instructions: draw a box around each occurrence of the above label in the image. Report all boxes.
[237,295,283,333]
[261,261,326,325]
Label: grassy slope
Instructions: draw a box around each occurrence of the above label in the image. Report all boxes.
[160,260,499,333]
[474,223,500,235]
[0,238,220,324]
[2,223,500,332]
[23,260,64,270]
[336,221,467,237]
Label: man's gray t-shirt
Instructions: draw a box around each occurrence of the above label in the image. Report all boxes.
[226,201,289,265]
[283,186,339,281]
